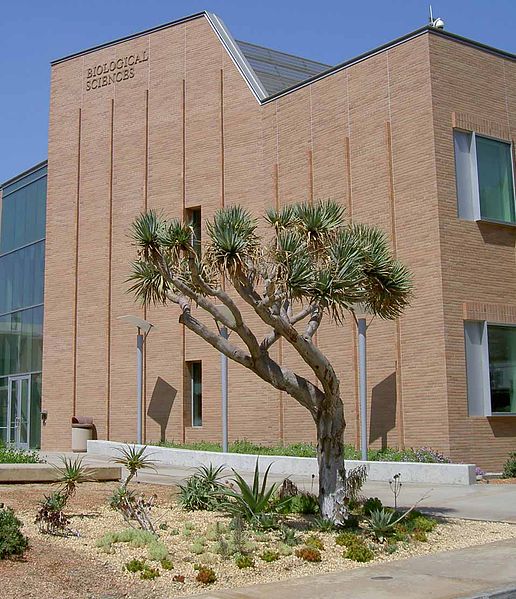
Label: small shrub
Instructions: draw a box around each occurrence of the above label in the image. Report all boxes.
[158,522,169,531]
[503,452,516,478]
[35,491,70,535]
[0,506,29,559]
[97,528,168,561]
[412,529,428,542]
[278,526,299,546]
[260,549,279,562]
[190,542,205,555]
[235,553,254,568]
[172,574,185,583]
[335,531,362,547]
[290,493,319,515]
[170,528,180,535]
[304,534,324,550]
[312,517,335,532]
[124,559,145,573]
[147,539,170,561]
[277,542,293,556]
[160,557,174,570]
[362,497,383,516]
[196,566,217,584]
[295,546,322,562]
[411,515,437,533]
[140,565,160,580]
[213,537,232,558]
[344,544,375,562]
[0,442,42,464]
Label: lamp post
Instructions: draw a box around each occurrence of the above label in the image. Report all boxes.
[214,306,235,453]
[352,304,371,461]
[118,315,155,445]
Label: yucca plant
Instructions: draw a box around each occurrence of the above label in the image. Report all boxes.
[112,444,157,487]
[128,199,412,522]
[110,445,158,531]
[52,455,91,499]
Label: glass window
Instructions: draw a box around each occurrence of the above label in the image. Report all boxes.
[477,137,515,223]
[0,377,7,444]
[0,241,45,315]
[30,373,42,449]
[465,322,516,415]
[189,361,202,427]
[487,325,516,414]
[0,171,46,254]
[454,131,515,224]
[0,306,43,377]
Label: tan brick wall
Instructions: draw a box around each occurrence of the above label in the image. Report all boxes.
[42,17,515,469]
[429,34,516,470]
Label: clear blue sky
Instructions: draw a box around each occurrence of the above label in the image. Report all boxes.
[1,0,515,182]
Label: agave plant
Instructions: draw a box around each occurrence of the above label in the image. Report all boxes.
[363,507,408,542]
[111,444,157,487]
[178,464,226,511]
[223,460,289,524]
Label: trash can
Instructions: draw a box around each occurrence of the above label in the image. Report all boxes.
[71,416,94,452]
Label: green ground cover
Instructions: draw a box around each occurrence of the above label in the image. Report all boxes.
[156,440,450,464]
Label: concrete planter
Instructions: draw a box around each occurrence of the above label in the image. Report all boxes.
[88,440,476,486]
[0,463,121,484]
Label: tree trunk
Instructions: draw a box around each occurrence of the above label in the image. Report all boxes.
[316,399,347,523]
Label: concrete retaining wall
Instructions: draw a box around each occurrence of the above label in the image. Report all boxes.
[0,463,121,483]
[88,440,477,485]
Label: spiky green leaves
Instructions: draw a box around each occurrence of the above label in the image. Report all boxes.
[131,210,192,261]
[205,206,260,276]
[345,224,412,319]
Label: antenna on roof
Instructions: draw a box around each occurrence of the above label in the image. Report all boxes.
[429,5,445,29]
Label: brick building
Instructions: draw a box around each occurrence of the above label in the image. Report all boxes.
[1,12,515,469]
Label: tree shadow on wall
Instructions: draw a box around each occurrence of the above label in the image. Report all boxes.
[147,377,177,443]
[369,372,397,450]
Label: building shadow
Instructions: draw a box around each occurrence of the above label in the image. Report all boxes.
[488,417,516,438]
[147,377,177,442]
[478,222,516,247]
[369,372,397,450]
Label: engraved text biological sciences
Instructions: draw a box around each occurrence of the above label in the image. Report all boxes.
[85,50,148,91]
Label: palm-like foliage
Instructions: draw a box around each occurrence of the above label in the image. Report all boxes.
[52,455,91,499]
[128,197,412,522]
[112,445,157,487]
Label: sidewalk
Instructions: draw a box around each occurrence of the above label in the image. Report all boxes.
[42,451,516,523]
[185,538,516,599]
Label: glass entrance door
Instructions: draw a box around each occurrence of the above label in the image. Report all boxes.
[7,376,30,450]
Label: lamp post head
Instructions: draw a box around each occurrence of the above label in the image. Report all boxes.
[213,305,237,332]
[350,302,371,320]
[117,314,155,335]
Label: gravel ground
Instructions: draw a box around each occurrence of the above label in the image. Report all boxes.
[2,482,516,599]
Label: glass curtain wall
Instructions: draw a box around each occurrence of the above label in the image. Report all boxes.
[0,162,46,448]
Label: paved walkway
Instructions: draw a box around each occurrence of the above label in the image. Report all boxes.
[184,538,516,599]
[42,452,516,522]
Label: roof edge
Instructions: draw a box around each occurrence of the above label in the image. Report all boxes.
[50,11,207,65]
[1,160,48,189]
[261,26,516,103]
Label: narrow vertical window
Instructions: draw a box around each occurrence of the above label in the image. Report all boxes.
[190,361,202,427]
[186,207,201,255]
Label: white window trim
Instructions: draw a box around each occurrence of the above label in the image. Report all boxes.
[454,129,516,225]
[465,320,516,417]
